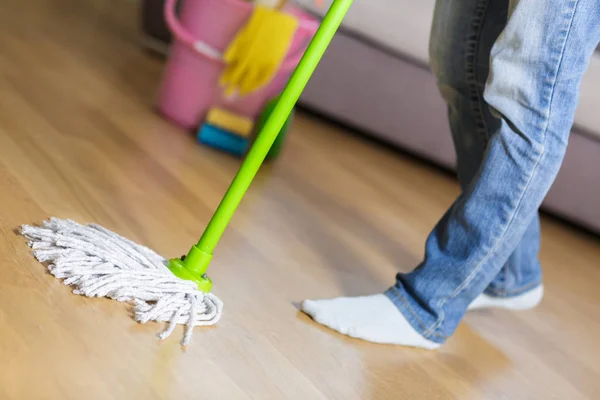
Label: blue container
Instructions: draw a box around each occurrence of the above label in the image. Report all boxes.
[197,123,249,157]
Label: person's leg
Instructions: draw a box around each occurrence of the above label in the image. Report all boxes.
[302,0,600,348]
[428,0,544,308]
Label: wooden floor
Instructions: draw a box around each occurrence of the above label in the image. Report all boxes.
[1,1,600,399]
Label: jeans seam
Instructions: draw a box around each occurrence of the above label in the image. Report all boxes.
[424,0,579,339]
[465,0,491,148]
[538,0,580,136]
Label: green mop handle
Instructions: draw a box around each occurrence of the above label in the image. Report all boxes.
[171,0,353,290]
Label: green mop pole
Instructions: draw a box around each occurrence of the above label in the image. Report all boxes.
[169,0,354,292]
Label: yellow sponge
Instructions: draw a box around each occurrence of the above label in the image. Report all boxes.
[205,108,254,137]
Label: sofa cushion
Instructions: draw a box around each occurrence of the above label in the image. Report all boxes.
[294,0,434,63]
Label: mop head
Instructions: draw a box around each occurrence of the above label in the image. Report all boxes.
[20,217,223,346]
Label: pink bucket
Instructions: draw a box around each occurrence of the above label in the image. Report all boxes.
[156,0,319,130]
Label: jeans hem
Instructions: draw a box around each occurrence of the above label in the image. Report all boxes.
[384,287,447,344]
[483,280,542,297]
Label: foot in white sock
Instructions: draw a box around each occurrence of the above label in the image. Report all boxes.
[301,294,440,349]
[468,285,543,311]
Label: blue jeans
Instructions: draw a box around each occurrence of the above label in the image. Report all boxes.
[385,0,600,344]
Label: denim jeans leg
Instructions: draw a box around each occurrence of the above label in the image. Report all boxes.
[386,0,600,343]
[428,0,543,299]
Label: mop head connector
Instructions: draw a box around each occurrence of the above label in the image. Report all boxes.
[20,218,223,346]
[167,244,214,293]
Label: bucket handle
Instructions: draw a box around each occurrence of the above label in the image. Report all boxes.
[164,0,319,72]
[164,0,225,64]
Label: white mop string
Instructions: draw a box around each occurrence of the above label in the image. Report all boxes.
[21,217,223,346]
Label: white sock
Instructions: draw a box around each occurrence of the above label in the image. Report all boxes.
[301,294,440,350]
[468,285,543,311]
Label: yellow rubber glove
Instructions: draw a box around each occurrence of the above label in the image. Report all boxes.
[220,5,299,97]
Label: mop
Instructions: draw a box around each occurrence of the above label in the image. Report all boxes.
[20,0,353,346]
